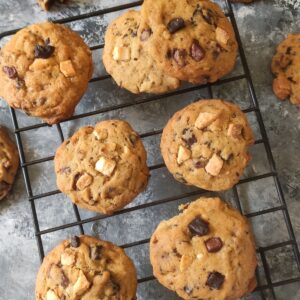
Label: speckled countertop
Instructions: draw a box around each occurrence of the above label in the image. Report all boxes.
[0,1,300,299]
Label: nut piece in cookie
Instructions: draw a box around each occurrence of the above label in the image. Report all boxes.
[0,127,19,201]
[35,235,137,300]
[150,197,257,300]
[54,120,149,214]
[271,34,300,106]
[161,99,254,191]
[0,22,93,124]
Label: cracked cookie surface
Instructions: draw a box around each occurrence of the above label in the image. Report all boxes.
[272,34,300,106]
[141,0,238,84]
[0,127,19,200]
[54,120,149,215]
[103,10,180,94]
[161,99,254,191]
[150,197,257,300]
[35,235,137,300]
[0,22,93,124]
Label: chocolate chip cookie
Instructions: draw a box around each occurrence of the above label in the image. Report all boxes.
[103,10,180,94]
[161,99,254,191]
[271,34,300,106]
[35,235,137,300]
[141,0,238,84]
[0,22,93,124]
[150,197,257,300]
[0,127,19,200]
[37,0,66,10]
[54,120,149,215]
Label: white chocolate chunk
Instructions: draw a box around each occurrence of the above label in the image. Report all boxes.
[227,123,243,139]
[177,145,191,165]
[60,60,76,77]
[197,253,203,260]
[73,270,91,296]
[195,112,220,130]
[113,46,131,61]
[61,249,76,266]
[205,154,224,176]
[95,157,116,176]
[76,173,93,191]
[216,27,230,45]
[46,290,60,300]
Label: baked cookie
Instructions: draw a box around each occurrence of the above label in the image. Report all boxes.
[0,127,19,200]
[141,0,238,84]
[271,34,300,106]
[54,120,149,215]
[103,10,180,94]
[150,197,257,300]
[37,0,66,10]
[161,99,254,191]
[36,235,137,300]
[0,22,93,124]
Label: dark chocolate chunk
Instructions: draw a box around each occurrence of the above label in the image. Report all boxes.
[188,217,209,237]
[200,9,217,27]
[195,160,207,169]
[167,18,186,34]
[184,285,193,295]
[70,235,80,248]
[182,128,197,147]
[140,28,152,41]
[3,66,18,79]
[205,237,223,252]
[286,47,292,55]
[90,245,103,260]
[190,40,205,61]
[173,49,187,67]
[206,272,225,289]
[34,39,55,59]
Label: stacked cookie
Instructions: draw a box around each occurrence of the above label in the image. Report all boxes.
[103,0,238,93]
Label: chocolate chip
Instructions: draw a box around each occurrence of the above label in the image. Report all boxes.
[188,217,209,237]
[167,18,186,34]
[190,40,205,61]
[61,273,69,288]
[206,272,225,289]
[205,237,223,252]
[173,49,187,67]
[3,66,18,79]
[140,28,152,41]
[70,235,80,248]
[34,39,55,59]
[90,245,103,260]
[184,286,193,295]
[286,47,292,55]
[200,9,217,26]
[182,128,197,147]
[195,160,207,169]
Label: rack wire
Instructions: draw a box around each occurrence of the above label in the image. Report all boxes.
[1,0,300,299]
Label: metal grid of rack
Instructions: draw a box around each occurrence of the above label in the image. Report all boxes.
[1,0,300,299]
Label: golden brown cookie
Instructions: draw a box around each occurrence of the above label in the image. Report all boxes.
[0,127,19,200]
[271,34,300,106]
[150,197,257,300]
[161,99,254,191]
[0,22,93,124]
[54,120,149,215]
[37,0,66,10]
[35,235,137,300]
[141,0,238,84]
[103,10,180,94]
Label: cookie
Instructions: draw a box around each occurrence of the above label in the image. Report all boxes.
[150,197,257,300]
[271,34,300,106]
[0,127,19,200]
[103,10,180,94]
[141,0,238,84]
[35,235,137,300]
[37,0,66,10]
[54,120,149,215]
[161,99,254,191]
[0,22,93,124]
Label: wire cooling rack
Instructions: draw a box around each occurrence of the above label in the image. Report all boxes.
[1,0,300,299]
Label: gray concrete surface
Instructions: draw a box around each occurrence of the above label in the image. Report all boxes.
[0,0,300,299]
